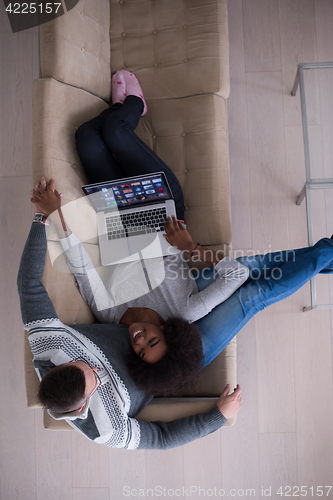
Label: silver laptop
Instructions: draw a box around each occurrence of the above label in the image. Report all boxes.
[82,172,181,266]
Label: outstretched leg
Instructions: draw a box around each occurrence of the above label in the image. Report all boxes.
[195,238,333,367]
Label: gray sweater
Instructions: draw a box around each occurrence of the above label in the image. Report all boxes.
[59,233,249,324]
[18,223,229,450]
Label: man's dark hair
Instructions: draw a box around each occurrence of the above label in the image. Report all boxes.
[37,365,86,413]
[128,317,204,396]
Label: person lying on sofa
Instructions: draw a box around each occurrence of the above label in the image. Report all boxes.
[30,70,333,390]
[28,70,251,401]
[18,182,242,450]
[24,181,333,451]
[21,70,333,450]
[30,177,249,398]
[19,72,246,451]
[30,179,333,387]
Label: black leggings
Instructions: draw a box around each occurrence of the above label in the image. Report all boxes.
[75,95,185,220]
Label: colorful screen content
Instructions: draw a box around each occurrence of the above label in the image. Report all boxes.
[83,174,171,212]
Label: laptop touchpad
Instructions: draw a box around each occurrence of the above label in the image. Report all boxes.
[128,232,163,259]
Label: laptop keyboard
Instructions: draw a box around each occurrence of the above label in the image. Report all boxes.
[106,207,168,240]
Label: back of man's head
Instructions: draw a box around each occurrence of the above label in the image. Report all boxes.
[38,364,86,413]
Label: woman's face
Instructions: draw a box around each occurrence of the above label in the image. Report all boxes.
[129,322,168,363]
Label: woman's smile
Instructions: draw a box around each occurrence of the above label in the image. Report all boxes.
[131,326,145,342]
[129,322,168,363]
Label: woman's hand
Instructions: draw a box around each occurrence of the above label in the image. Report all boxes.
[31,177,62,217]
[163,216,196,252]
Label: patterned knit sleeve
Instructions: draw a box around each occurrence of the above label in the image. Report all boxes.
[17,223,58,327]
[135,407,227,450]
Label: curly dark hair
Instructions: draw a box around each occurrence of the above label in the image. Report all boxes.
[37,365,86,413]
[128,316,204,396]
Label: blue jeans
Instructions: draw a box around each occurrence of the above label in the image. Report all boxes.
[195,238,333,367]
[75,96,185,220]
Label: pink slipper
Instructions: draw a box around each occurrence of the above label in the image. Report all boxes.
[122,70,147,116]
[112,70,147,116]
[111,70,127,105]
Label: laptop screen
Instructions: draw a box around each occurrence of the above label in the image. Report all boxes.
[81,172,173,212]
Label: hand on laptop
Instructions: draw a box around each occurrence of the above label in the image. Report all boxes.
[163,216,195,252]
[31,177,62,217]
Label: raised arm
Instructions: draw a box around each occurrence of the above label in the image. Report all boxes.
[17,222,58,326]
[17,178,65,326]
[30,179,114,323]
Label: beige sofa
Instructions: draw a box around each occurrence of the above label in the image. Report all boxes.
[25,0,236,430]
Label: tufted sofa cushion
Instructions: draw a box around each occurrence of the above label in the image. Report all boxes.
[110,0,230,100]
[39,0,229,102]
[32,78,109,203]
[39,0,111,101]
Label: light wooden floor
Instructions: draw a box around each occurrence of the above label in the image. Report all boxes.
[1,1,333,499]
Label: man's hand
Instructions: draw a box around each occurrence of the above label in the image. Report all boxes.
[31,177,62,217]
[216,384,242,419]
[163,215,196,252]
